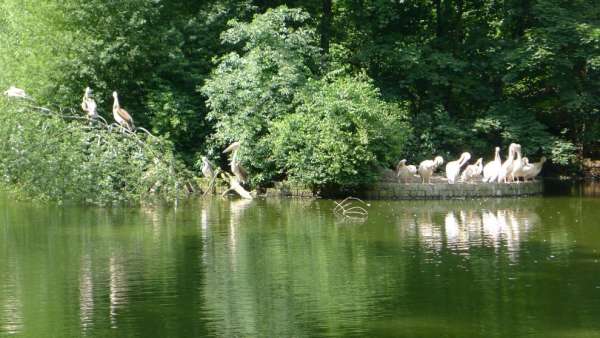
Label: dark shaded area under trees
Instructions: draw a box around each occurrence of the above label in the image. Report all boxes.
[1,0,598,192]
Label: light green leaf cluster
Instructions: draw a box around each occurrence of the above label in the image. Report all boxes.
[0,99,190,205]
[269,73,410,189]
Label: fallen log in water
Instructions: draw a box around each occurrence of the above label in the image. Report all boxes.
[221,172,253,200]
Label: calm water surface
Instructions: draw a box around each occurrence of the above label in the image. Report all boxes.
[1,182,600,337]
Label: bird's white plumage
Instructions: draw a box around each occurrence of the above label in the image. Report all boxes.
[511,145,525,183]
[498,143,518,183]
[396,159,417,183]
[3,86,27,98]
[81,87,98,119]
[201,156,215,179]
[522,157,546,181]
[483,147,501,183]
[418,156,443,184]
[445,152,471,184]
[223,141,248,184]
[112,91,134,130]
[461,158,483,182]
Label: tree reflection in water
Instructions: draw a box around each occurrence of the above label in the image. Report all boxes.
[1,187,600,337]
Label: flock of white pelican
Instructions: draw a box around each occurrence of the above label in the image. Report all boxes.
[397,143,546,184]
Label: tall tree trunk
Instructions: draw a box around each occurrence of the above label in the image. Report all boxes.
[320,0,332,54]
[433,0,443,39]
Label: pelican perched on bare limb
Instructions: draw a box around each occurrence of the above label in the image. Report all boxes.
[3,86,29,99]
[112,91,135,131]
[223,141,248,184]
[418,156,444,184]
[396,159,417,183]
[482,147,501,183]
[201,156,215,179]
[81,87,98,120]
[446,152,471,184]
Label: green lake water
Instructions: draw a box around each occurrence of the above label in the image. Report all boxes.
[1,182,600,337]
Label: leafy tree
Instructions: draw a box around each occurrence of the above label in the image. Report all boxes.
[269,72,411,190]
[202,6,321,185]
[0,0,255,161]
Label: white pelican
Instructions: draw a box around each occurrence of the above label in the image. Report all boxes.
[461,157,483,182]
[497,143,518,183]
[3,86,28,98]
[81,87,98,120]
[482,147,501,183]
[522,157,547,181]
[201,156,215,179]
[511,144,525,183]
[223,141,248,184]
[445,152,471,184]
[396,159,417,183]
[112,91,135,130]
[418,156,444,184]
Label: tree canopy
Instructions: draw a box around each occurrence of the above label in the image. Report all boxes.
[1,0,598,193]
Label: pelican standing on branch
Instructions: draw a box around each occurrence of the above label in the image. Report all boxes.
[418,156,444,184]
[482,147,501,183]
[446,152,471,184]
[3,86,28,99]
[81,87,98,120]
[201,156,215,179]
[112,91,135,131]
[223,141,248,184]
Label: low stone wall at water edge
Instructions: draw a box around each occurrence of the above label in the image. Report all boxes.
[263,180,543,200]
[363,181,543,200]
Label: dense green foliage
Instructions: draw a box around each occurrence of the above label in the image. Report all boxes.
[0,100,190,205]
[202,7,321,186]
[1,0,598,194]
[270,73,410,189]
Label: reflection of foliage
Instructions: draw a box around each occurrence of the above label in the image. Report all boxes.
[0,100,191,205]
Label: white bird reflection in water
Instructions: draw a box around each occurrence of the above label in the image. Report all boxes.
[228,199,253,270]
[417,211,443,253]
[79,255,94,333]
[414,206,540,261]
[109,255,128,329]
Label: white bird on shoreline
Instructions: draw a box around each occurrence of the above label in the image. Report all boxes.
[461,158,483,182]
[3,86,28,99]
[112,91,135,131]
[81,87,98,120]
[396,159,417,183]
[498,143,518,183]
[446,152,471,184]
[418,156,444,184]
[483,147,501,183]
[511,145,525,183]
[223,141,248,184]
[522,157,547,181]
